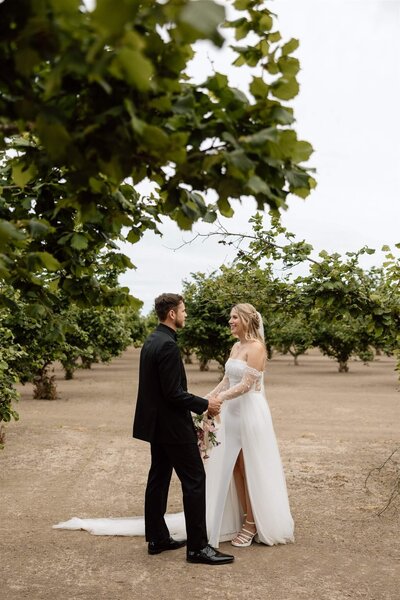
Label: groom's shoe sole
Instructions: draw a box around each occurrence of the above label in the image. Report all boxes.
[186,555,234,565]
[187,545,234,565]
[148,538,187,555]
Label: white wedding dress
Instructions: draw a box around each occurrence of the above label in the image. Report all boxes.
[54,358,294,546]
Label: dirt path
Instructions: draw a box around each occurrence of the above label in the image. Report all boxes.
[1,348,399,600]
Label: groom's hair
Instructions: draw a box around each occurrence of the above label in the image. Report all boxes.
[155,293,184,321]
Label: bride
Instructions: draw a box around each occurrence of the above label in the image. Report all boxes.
[204,303,294,547]
[54,303,294,547]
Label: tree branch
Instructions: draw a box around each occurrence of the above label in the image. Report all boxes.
[365,447,400,515]
[170,222,319,265]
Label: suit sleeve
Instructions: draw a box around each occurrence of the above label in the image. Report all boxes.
[158,341,208,415]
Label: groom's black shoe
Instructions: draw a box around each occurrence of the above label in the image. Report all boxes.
[148,537,187,555]
[187,544,234,565]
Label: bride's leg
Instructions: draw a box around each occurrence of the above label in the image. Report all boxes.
[243,473,256,534]
[233,450,246,514]
[233,451,256,532]
[231,453,257,546]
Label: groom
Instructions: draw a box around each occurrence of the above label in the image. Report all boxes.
[133,293,234,565]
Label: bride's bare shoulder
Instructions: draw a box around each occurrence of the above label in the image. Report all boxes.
[248,339,265,353]
[246,340,266,366]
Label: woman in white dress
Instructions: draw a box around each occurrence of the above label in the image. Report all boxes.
[205,303,294,547]
[54,303,294,547]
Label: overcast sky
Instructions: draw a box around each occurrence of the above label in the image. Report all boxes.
[119,0,400,313]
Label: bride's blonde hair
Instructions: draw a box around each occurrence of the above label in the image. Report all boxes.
[232,303,264,345]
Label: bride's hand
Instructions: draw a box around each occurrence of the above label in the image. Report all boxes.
[207,395,222,417]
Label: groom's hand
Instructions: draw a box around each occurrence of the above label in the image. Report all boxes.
[207,396,222,417]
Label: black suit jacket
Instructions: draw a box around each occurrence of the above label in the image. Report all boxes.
[133,324,209,444]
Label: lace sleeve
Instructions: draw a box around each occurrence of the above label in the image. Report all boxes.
[205,374,230,399]
[218,366,262,402]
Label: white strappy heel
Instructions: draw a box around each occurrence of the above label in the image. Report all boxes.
[231,519,257,547]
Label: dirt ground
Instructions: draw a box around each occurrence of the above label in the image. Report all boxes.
[1,348,399,600]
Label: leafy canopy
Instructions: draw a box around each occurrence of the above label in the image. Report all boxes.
[0,0,315,306]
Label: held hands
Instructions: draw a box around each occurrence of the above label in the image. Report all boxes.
[207,395,222,418]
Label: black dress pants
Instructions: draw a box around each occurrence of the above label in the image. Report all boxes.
[144,442,208,551]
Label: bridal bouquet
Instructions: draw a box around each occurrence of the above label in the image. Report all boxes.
[192,413,220,460]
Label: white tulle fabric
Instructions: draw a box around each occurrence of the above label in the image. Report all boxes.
[54,358,294,546]
[53,514,184,538]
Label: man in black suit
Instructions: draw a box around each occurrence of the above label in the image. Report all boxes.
[133,293,234,565]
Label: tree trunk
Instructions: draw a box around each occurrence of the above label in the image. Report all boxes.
[183,350,193,364]
[64,367,75,380]
[81,357,92,369]
[0,425,6,447]
[266,343,273,360]
[338,360,349,373]
[62,359,77,380]
[33,367,57,399]
[199,358,209,371]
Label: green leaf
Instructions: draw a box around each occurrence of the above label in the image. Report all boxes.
[257,39,270,57]
[93,0,138,37]
[246,175,270,195]
[217,197,234,217]
[30,303,48,318]
[36,115,71,161]
[259,14,273,31]
[14,47,41,77]
[226,150,254,175]
[126,229,141,244]
[203,210,217,224]
[180,1,225,44]
[233,0,251,9]
[271,77,299,101]
[222,132,239,148]
[71,233,89,250]
[0,221,25,244]
[121,30,145,51]
[175,210,193,230]
[173,92,196,115]
[12,162,37,188]
[269,106,294,125]
[79,202,102,224]
[249,77,269,99]
[292,141,314,163]
[233,54,246,67]
[28,219,54,238]
[291,187,311,199]
[234,21,250,41]
[99,157,124,183]
[241,127,278,147]
[142,125,169,150]
[110,48,153,91]
[281,38,299,56]
[48,278,61,292]
[269,32,282,43]
[286,168,309,189]
[278,56,300,77]
[207,72,229,93]
[38,252,61,271]
[49,0,80,13]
